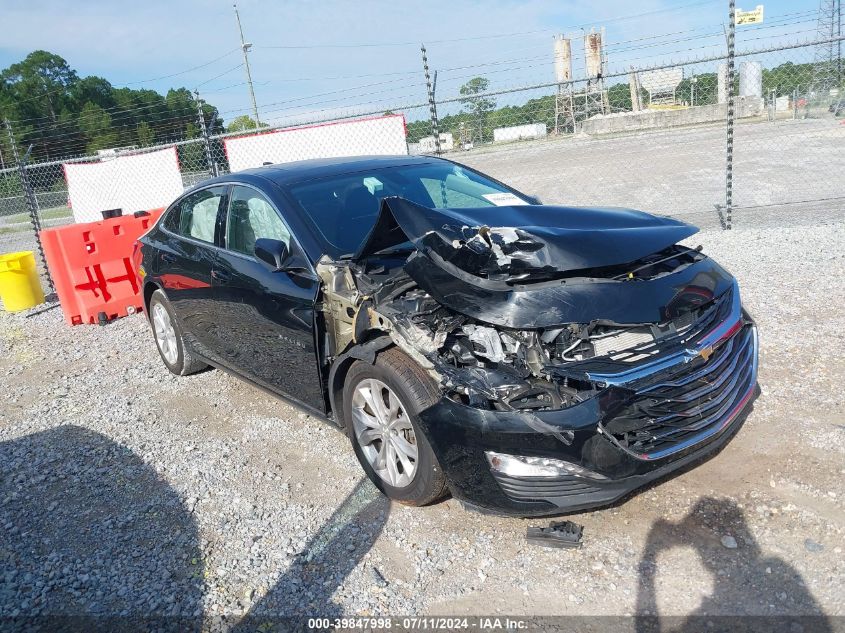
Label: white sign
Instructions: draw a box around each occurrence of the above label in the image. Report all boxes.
[224,114,408,172]
[736,5,764,25]
[639,67,684,93]
[483,192,529,206]
[64,147,184,224]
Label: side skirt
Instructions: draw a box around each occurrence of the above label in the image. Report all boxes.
[191,351,339,428]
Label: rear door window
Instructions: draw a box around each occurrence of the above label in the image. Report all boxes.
[167,186,228,244]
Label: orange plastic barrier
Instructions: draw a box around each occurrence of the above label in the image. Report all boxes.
[41,209,164,325]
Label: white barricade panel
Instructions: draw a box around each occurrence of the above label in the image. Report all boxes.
[224,114,408,173]
[64,147,184,223]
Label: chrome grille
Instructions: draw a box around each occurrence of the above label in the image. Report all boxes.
[603,325,756,460]
[562,288,735,375]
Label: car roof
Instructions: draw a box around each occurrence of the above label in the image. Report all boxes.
[225,154,443,187]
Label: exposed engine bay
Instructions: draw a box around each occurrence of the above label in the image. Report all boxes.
[317,197,733,415]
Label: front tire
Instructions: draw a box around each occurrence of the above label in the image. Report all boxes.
[148,289,207,376]
[343,347,448,506]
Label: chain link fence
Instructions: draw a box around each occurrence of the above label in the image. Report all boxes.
[1,28,843,281]
[427,37,844,230]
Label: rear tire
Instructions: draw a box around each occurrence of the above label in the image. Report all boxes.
[148,289,207,376]
[343,347,448,506]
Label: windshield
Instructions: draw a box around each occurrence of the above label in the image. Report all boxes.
[288,162,528,257]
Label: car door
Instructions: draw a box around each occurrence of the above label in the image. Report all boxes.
[156,184,229,363]
[211,184,324,411]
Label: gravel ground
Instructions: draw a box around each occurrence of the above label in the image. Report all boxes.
[1,215,843,625]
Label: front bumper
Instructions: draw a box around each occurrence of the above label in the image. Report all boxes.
[418,323,759,517]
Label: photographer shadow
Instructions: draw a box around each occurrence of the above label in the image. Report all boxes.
[0,425,204,631]
[234,477,391,630]
[635,496,832,633]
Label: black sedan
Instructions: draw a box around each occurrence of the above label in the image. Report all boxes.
[135,155,758,516]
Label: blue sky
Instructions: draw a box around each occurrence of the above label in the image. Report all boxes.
[0,0,822,124]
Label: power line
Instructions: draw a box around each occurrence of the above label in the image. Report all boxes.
[254,0,718,50]
[255,28,552,50]
[195,63,245,89]
[203,81,250,93]
[120,48,240,85]
[255,68,421,84]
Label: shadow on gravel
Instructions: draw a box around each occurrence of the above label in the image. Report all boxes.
[0,426,203,630]
[635,496,832,633]
[235,477,390,629]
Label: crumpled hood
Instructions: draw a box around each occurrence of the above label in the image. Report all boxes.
[354,197,698,278]
[352,197,728,329]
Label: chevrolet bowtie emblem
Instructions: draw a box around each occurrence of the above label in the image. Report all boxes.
[699,346,714,362]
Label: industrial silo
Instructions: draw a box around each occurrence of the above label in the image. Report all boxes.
[554,36,572,83]
[584,30,603,78]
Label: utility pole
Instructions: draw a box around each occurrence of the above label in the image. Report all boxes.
[234,3,261,126]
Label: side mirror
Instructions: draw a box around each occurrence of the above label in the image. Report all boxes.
[254,238,289,270]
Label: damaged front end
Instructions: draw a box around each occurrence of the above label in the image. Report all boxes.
[319,197,759,516]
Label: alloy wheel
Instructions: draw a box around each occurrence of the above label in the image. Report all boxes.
[152,303,178,365]
[351,378,419,488]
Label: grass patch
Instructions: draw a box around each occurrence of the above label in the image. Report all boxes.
[3,206,72,224]
[0,225,29,235]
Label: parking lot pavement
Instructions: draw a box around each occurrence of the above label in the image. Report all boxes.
[457,118,845,231]
[1,219,843,622]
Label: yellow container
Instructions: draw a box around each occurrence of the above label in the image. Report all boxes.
[0,251,45,312]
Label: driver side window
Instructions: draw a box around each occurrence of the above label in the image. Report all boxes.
[225,186,291,257]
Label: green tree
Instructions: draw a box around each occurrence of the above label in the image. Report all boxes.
[136,121,154,146]
[0,172,22,197]
[459,77,496,142]
[78,102,118,152]
[69,76,114,111]
[677,73,718,106]
[201,103,224,135]
[179,122,208,171]
[0,50,222,161]
[405,119,429,144]
[1,50,78,123]
[606,80,649,112]
[226,115,261,133]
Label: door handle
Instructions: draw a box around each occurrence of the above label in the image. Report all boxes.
[211,268,232,282]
